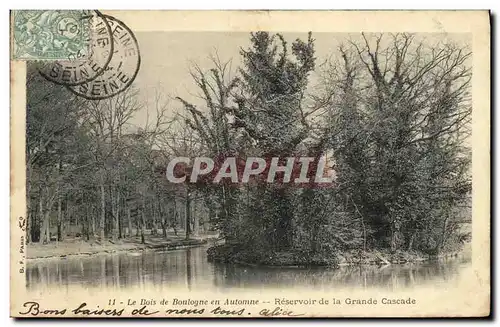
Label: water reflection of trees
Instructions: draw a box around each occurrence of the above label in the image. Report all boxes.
[212,257,467,290]
[26,247,469,291]
[26,247,209,290]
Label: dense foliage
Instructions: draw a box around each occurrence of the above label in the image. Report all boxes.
[27,32,471,265]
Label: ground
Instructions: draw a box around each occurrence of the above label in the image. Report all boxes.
[27,230,218,260]
[207,243,471,268]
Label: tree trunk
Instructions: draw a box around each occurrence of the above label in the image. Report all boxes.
[151,202,157,235]
[110,185,116,240]
[140,196,146,244]
[39,184,55,244]
[36,184,45,243]
[135,215,140,237]
[91,205,96,238]
[162,219,167,239]
[56,158,63,242]
[186,248,192,290]
[83,205,89,240]
[274,188,292,251]
[39,188,48,244]
[127,206,132,237]
[111,183,120,241]
[407,231,416,252]
[192,197,199,237]
[75,205,80,236]
[172,198,178,236]
[27,204,37,244]
[185,191,191,240]
[56,195,63,241]
[26,165,32,244]
[118,201,123,239]
[41,210,51,244]
[155,202,161,235]
[158,199,167,240]
[116,185,121,238]
[99,170,106,241]
[437,215,449,254]
[390,219,402,253]
[179,199,185,230]
[311,226,319,253]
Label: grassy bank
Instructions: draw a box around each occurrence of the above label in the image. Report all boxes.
[27,233,216,260]
[207,243,471,268]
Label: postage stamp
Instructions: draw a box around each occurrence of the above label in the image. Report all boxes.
[12,10,92,60]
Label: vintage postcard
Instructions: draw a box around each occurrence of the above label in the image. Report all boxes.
[10,10,490,318]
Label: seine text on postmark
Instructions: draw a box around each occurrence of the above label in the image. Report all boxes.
[37,11,114,86]
[66,15,141,99]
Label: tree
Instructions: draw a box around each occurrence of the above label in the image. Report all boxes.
[175,53,242,242]
[318,33,471,254]
[26,63,87,243]
[80,87,143,241]
[233,31,316,251]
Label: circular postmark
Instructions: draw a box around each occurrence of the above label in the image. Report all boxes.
[66,15,141,100]
[37,11,114,86]
[13,10,91,60]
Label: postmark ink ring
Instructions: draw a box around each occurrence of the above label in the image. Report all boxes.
[66,15,141,100]
[37,10,114,86]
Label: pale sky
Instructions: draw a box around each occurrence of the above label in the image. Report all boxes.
[131,31,341,127]
[130,31,471,128]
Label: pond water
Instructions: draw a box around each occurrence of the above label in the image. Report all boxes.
[26,245,472,292]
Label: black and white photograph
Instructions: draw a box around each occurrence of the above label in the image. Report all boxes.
[9,10,490,318]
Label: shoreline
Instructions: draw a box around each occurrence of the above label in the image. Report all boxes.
[27,236,470,268]
[225,250,468,269]
[206,243,472,269]
[26,235,213,261]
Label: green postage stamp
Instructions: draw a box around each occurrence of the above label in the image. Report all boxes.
[12,10,91,60]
